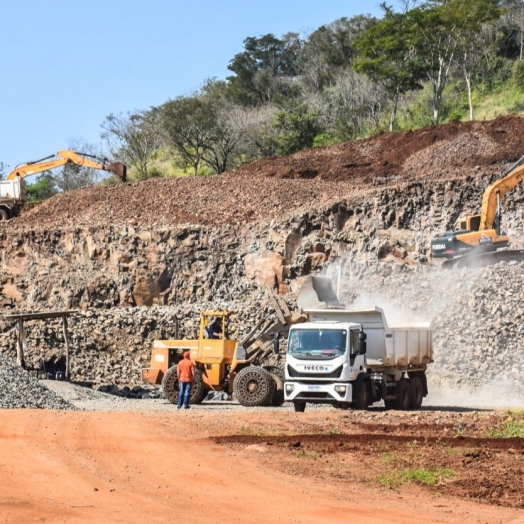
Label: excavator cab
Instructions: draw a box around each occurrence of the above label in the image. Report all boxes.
[456,214,481,233]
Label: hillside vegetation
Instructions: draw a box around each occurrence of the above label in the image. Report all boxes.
[25,0,524,194]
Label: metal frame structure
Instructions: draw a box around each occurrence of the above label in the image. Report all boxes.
[4,310,76,380]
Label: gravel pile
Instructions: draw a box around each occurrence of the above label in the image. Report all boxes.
[341,259,524,397]
[0,353,75,409]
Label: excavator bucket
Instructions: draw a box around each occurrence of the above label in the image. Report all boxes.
[107,162,127,182]
[297,276,343,310]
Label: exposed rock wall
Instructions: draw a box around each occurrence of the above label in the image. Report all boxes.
[3,117,524,391]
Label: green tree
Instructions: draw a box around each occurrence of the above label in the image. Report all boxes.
[161,94,215,175]
[101,110,162,179]
[411,0,502,124]
[455,0,502,120]
[355,5,426,130]
[26,173,58,202]
[227,33,301,105]
[300,15,377,92]
[269,104,322,156]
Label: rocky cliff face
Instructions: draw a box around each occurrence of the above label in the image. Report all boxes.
[2,116,524,392]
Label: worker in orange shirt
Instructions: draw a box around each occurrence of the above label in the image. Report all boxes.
[177,351,196,409]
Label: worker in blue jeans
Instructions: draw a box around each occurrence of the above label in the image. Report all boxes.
[177,351,195,409]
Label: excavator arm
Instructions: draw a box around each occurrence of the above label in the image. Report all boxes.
[480,155,524,231]
[6,150,127,182]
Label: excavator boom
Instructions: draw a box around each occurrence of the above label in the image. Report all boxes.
[7,150,127,182]
[479,155,524,231]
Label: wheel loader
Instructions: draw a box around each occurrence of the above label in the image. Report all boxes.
[142,307,305,407]
[142,278,343,407]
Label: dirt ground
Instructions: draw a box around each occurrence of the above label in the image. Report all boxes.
[2,405,524,523]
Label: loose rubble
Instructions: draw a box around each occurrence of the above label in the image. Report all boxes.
[0,353,74,409]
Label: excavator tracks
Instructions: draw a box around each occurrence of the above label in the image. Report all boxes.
[441,249,524,269]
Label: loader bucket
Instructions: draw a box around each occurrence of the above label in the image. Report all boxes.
[297,276,343,310]
[107,162,127,182]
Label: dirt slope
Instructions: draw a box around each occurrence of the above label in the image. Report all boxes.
[2,409,523,524]
[8,114,524,233]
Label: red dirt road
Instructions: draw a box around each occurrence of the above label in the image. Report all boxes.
[1,410,524,524]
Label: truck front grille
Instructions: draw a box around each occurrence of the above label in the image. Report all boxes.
[287,365,343,379]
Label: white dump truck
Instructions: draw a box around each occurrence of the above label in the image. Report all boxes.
[0,179,26,220]
[284,307,433,412]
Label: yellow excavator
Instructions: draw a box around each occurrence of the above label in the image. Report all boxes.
[0,150,127,220]
[431,155,524,260]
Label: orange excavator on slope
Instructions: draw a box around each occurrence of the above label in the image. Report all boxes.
[0,150,126,220]
[431,155,524,262]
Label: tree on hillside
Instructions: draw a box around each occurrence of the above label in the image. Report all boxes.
[455,0,502,120]
[160,94,216,175]
[200,79,255,173]
[101,110,162,179]
[299,16,377,93]
[26,173,58,202]
[354,4,426,131]
[410,0,501,124]
[503,0,524,59]
[269,104,322,155]
[227,33,301,105]
[0,162,4,181]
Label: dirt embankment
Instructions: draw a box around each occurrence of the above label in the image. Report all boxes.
[7,114,524,233]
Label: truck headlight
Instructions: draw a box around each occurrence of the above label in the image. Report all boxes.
[334,385,347,396]
[285,383,294,393]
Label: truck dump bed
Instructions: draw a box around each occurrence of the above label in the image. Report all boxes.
[305,307,432,370]
[0,179,26,201]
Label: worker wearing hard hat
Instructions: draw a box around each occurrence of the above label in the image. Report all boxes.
[177,351,196,409]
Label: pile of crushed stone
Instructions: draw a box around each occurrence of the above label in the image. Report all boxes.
[0,353,75,410]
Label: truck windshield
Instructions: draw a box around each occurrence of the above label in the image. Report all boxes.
[288,329,347,360]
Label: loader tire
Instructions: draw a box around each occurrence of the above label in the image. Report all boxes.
[395,379,411,411]
[161,366,204,405]
[408,376,423,409]
[268,372,285,407]
[233,366,274,407]
[263,366,284,380]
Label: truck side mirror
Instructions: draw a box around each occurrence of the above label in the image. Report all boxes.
[358,332,367,355]
[273,332,280,354]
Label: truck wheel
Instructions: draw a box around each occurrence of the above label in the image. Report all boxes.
[353,381,369,410]
[233,366,274,407]
[161,366,204,405]
[0,209,9,221]
[268,372,285,407]
[384,399,395,410]
[293,401,306,412]
[395,380,411,411]
[408,376,423,409]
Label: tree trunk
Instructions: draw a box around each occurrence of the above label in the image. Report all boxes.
[389,89,399,132]
[465,71,474,121]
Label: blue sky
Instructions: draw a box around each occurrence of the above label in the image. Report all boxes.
[0,0,382,172]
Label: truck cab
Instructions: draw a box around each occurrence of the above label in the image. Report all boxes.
[285,321,366,409]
